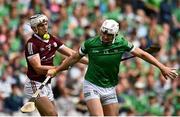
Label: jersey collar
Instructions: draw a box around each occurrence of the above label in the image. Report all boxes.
[33,34,49,43]
[100,36,115,46]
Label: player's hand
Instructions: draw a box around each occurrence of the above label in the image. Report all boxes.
[160,67,178,80]
[47,68,57,78]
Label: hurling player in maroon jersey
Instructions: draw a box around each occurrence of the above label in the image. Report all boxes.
[24,14,88,116]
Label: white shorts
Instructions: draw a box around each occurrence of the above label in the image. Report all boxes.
[83,80,118,105]
[24,79,54,101]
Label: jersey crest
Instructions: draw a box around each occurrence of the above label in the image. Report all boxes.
[53,42,57,47]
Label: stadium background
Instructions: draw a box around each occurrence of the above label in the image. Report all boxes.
[0,0,179,116]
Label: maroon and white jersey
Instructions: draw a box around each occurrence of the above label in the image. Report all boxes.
[25,34,63,82]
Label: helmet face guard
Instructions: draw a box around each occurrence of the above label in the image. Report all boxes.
[100,19,119,44]
[29,14,48,34]
[29,14,49,40]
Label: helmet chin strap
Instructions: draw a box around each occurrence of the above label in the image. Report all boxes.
[112,34,116,44]
[34,27,39,34]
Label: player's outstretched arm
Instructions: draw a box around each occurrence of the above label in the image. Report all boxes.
[58,45,88,64]
[131,48,178,80]
[47,52,83,77]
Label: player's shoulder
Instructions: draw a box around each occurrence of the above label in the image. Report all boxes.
[50,34,63,43]
[115,34,126,41]
[26,36,36,45]
[85,36,99,42]
[49,34,57,40]
[115,34,127,44]
[25,34,42,49]
[85,36,100,45]
[24,36,36,52]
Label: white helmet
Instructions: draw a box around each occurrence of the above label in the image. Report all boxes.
[100,19,119,35]
[29,14,48,27]
[100,19,119,44]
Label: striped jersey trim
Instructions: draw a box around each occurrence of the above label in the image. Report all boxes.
[79,47,86,56]
[57,44,65,50]
[27,42,33,55]
[130,45,136,52]
[27,53,39,59]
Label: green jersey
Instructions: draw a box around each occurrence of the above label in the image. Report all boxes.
[80,35,134,88]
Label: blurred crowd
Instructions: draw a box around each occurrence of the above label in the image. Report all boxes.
[0,0,179,116]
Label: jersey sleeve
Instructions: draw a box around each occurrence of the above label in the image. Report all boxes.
[79,41,88,56]
[25,42,39,57]
[53,36,64,49]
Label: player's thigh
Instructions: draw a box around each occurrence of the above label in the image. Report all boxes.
[100,85,118,116]
[24,80,57,116]
[24,80,54,102]
[86,98,104,116]
[35,96,58,116]
[103,102,119,116]
[83,80,103,116]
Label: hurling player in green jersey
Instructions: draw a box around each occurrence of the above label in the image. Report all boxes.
[47,19,178,116]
